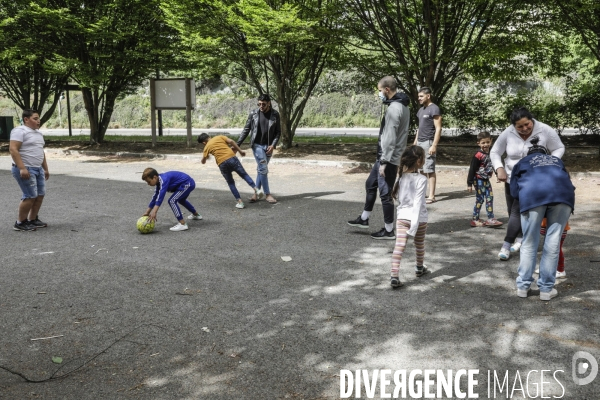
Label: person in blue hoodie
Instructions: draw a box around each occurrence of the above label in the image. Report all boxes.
[141,168,202,232]
[509,138,575,301]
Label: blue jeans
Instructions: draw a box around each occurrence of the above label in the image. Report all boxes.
[218,157,255,200]
[517,203,572,293]
[252,144,271,194]
[12,166,46,199]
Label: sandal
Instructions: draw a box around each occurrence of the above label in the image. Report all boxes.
[248,197,258,203]
[426,198,437,204]
[265,196,278,204]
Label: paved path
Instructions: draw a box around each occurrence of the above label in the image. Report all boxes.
[1,154,599,399]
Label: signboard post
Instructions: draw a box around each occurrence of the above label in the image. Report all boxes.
[150,78,195,147]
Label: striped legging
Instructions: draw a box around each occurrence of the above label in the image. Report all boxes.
[391,220,428,277]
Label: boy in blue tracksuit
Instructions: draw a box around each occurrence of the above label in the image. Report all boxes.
[141,168,202,232]
[509,138,575,301]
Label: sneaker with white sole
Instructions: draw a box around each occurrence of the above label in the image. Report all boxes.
[187,214,203,220]
[556,271,566,279]
[370,228,395,240]
[415,265,430,277]
[390,277,404,288]
[170,223,189,231]
[498,248,510,260]
[540,288,558,301]
[517,288,531,298]
[510,241,522,252]
[28,217,48,228]
[236,202,245,209]
[13,221,36,231]
[347,216,369,229]
[485,218,503,227]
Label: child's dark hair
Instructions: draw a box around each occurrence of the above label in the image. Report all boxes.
[197,133,210,143]
[527,136,548,155]
[477,131,491,141]
[392,145,426,199]
[141,168,158,181]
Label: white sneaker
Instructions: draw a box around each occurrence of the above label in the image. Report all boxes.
[257,188,265,200]
[556,271,567,279]
[517,288,530,298]
[510,242,522,252]
[540,288,558,301]
[187,214,203,220]
[236,202,245,209]
[170,223,189,231]
[498,248,510,260]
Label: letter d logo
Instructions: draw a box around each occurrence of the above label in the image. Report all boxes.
[572,351,598,385]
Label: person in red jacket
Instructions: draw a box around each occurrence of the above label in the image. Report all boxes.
[467,131,503,228]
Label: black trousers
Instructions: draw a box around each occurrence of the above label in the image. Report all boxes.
[363,161,399,225]
[504,182,523,243]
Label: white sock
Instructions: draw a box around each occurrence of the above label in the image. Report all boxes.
[361,211,371,220]
[385,223,394,232]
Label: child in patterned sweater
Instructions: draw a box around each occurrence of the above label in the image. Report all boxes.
[467,131,503,227]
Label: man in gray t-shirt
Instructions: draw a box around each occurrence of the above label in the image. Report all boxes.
[413,87,442,203]
[9,109,50,231]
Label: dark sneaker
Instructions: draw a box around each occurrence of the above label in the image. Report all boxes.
[347,216,369,229]
[415,265,430,277]
[390,277,404,288]
[371,228,395,240]
[28,218,47,228]
[13,221,36,231]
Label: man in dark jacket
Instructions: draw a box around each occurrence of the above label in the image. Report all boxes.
[347,76,411,239]
[510,139,575,301]
[237,94,281,204]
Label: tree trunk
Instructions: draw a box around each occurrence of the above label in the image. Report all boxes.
[280,111,294,149]
[81,87,118,144]
[81,87,100,144]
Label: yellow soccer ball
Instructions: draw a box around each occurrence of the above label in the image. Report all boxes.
[137,216,155,234]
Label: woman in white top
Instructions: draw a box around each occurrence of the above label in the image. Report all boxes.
[389,146,430,288]
[490,107,565,261]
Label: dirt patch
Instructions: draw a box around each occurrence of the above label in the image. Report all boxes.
[2,134,599,172]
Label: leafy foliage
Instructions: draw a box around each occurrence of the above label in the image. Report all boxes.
[39,0,186,143]
[342,0,540,110]
[162,0,344,148]
[0,1,70,124]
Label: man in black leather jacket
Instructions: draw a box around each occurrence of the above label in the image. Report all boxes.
[237,94,281,204]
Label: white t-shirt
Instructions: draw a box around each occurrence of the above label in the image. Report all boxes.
[10,125,45,167]
[396,172,428,236]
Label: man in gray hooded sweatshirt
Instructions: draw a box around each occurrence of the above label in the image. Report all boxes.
[347,76,411,239]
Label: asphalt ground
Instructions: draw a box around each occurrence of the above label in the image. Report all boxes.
[0,154,599,399]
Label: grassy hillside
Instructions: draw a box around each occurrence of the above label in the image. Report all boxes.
[0,90,382,130]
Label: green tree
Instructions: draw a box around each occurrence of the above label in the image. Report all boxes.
[343,0,537,109]
[0,1,69,124]
[163,0,343,148]
[43,0,185,143]
[549,0,600,64]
